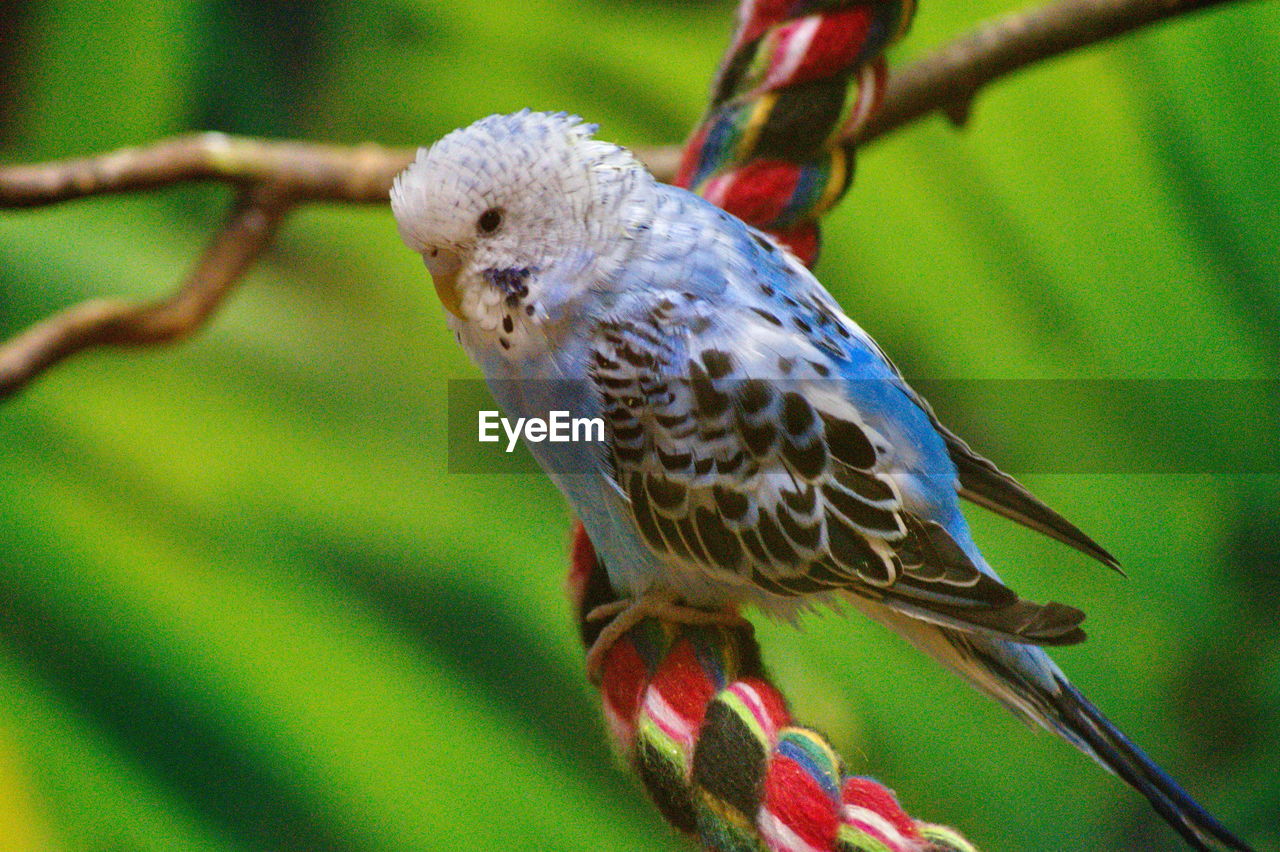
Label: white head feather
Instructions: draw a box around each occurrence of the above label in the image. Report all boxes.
[391,111,651,355]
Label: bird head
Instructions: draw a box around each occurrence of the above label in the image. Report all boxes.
[391,110,650,354]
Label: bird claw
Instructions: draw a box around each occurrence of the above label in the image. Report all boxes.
[584,591,744,683]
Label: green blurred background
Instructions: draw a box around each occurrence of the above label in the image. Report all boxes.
[0,1,1277,849]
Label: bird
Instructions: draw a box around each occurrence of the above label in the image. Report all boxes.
[390,110,1251,851]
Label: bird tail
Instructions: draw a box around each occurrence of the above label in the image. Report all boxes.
[851,602,1252,850]
[1048,676,1251,851]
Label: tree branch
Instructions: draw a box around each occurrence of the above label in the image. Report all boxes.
[0,183,290,394]
[0,0,1246,397]
[0,132,410,208]
[853,0,1235,145]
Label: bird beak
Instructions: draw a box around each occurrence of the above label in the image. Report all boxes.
[423,248,464,318]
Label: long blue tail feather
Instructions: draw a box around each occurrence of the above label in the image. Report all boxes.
[1051,677,1252,851]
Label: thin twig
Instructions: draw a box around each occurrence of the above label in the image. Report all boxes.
[0,0,1246,397]
[0,183,291,395]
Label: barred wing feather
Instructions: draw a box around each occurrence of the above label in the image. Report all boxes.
[589,294,1085,647]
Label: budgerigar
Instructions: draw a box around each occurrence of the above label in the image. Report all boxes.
[391,111,1249,851]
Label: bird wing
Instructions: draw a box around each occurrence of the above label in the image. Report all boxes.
[840,330,1120,571]
[941,425,1121,571]
[589,291,1085,647]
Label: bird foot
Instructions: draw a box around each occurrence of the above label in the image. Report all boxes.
[583,592,744,683]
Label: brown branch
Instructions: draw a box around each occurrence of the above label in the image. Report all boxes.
[0,0,1245,397]
[0,133,412,207]
[853,0,1236,145]
[0,183,290,395]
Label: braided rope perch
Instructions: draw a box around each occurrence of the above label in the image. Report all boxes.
[570,526,973,852]
[570,3,977,849]
[675,0,916,265]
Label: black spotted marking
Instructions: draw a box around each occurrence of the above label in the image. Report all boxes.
[499,338,510,350]
[628,473,667,553]
[740,528,772,566]
[717,450,747,476]
[483,266,531,295]
[753,233,777,253]
[780,483,818,515]
[816,339,843,359]
[655,412,689,429]
[713,485,751,522]
[654,511,692,560]
[615,445,645,464]
[646,474,687,512]
[612,422,644,442]
[597,375,635,390]
[809,361,831,377]
[777,357,794,375]
[612,320,662,348]
[756,511,799,564]
[702,350,734,380]
[618,345,654,368]
[896,572,1017,610]
[897,536,945,580]
[857,552,894,586]
[792,317,813,334]
[781,393,816,437]
[694,456,715,476]
[896,517,929,568]
[751,307,784,327]
[526,304,536,316]
[777,508,822,550]
[738,380,773,415]
[690,363,731,417]
[694,507,745,570]
[835,467,895,504]
[678,515,711,563]
[898,517,981,585]
[782,436,827,480]
[657,447,693,473]
[667,422,698,441]
[700,426,730,442]
[738,419,777,457]
[822,414,876,470]
[502,315,514,334]
[823,484,901,536]
[826,519,881,576]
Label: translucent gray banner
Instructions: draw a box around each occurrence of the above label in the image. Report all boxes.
[445,378,1280,475]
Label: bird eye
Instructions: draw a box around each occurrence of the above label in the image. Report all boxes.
[477,207,504,234]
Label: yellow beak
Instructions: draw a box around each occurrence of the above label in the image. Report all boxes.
[424,248,464,318]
